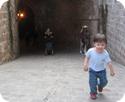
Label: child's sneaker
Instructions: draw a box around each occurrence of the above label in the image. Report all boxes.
[90,93,97,100]
[98,86,103,92]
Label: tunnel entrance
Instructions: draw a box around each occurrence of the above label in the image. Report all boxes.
[17,1,38,54]
[17,0,98,54]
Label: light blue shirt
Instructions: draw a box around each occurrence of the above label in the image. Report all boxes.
[86,48,111,71]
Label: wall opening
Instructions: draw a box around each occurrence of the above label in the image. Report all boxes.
[16,0,98,55]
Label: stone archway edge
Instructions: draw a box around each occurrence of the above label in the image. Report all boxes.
[0,0,9,9]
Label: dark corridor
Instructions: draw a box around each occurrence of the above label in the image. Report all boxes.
[17,2,38,54]
[17,0,97,54]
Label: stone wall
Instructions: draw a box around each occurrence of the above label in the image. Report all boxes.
[0,1,11,64]
[9,0,19,58]
[78,0,99,36]
[0,0,19,64]
[107,0,125,65]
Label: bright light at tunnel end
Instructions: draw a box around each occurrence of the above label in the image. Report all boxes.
[0,0,9,9]
[117,0,125,8]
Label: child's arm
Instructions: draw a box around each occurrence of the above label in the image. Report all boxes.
[107,62,115,76]
[83,56,89,71]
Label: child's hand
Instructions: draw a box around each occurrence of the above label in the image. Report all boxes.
[84,68,88,71]
[83,65,88,71]
[110,71,115,76]
[108,62,115,76]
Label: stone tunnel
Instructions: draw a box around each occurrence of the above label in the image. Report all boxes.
[16,0,98,53]
[0,0,125,66]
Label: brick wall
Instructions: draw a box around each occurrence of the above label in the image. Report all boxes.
[107,0,125,65]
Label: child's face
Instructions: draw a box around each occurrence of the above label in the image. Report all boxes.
[94,42,106,53]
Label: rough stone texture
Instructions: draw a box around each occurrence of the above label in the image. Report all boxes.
[0,0,20,64]
[0,1,12,64]
[9,0,19,58]
[107,0,125,65]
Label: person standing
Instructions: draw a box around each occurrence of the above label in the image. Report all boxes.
[83,34,115,99]
[44,28,54,55]
[80,25,91,55]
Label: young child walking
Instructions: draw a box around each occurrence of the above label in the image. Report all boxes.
[83,34,115,99]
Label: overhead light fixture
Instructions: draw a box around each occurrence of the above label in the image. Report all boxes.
[17,11,25,19]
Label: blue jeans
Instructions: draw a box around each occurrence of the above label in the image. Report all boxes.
[89,68,108,94]
[45,42,53,50]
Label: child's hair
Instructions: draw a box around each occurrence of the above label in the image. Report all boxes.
[93,33,107,43]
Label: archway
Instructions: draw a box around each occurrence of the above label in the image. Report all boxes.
[0,0,98,63]
[16,0,98,54]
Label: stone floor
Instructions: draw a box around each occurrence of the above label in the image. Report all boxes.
[0,51,125,102]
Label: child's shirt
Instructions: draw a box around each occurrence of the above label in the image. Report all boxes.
[85,48,111,71]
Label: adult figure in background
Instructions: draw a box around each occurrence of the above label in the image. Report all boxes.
[80,25,91,55]
[44,28,54,55]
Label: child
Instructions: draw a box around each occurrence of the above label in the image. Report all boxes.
[83,34,115,99]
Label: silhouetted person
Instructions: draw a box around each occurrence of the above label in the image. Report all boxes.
[44,28,54,55]
[80,25,91,55]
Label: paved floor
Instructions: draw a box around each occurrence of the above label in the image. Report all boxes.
[0,51,125,102]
